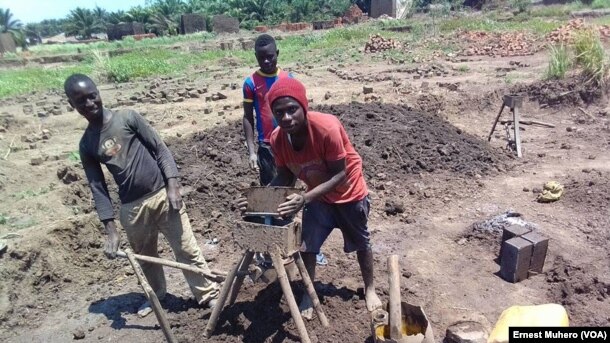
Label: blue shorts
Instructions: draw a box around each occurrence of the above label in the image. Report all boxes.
[301,196,371,254]
[257,143,276,186]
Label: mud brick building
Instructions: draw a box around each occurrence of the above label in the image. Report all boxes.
[0,33,16,54]
[180,14,206,34]
[107,22,145,41]
[212,15,239,34]
[370,0,397,18]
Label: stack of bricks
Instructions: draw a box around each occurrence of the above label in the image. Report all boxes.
[499,225,549,283]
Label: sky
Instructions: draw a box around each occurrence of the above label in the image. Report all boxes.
[0,0,147,24]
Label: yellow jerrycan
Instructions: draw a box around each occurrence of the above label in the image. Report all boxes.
[488,303,569,343]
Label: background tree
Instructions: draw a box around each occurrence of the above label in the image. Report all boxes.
[64,7,105,39]
[0,8,23,36]
[0,8,26,49]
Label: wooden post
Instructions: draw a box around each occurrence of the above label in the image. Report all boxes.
[203,253,244,338]
[270,252,311,343]
[124,249,178,343]
[227,251,255,305]
[293,252,329,327]
[513,107,522,157]
[388,255,403,340]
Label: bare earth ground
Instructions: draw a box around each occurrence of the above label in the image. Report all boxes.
[0,28,608,343]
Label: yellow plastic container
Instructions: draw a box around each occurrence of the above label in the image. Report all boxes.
[488,304,570,343]
[372,302,434,343]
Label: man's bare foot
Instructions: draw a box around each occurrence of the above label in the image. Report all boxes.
[365,289,382,312]
[299,294,314,320]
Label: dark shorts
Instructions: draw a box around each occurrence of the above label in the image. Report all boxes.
[257,143,276,186]
[301,196,371,254]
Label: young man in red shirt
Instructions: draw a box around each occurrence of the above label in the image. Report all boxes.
[241,78,382,318]
[242,34,328,270]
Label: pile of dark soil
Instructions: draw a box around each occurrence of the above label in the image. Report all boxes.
[546,256,610,327]
[314,103,509,179]
[0,217,123,333]
[169,102,509,244]
[509,77,607,107]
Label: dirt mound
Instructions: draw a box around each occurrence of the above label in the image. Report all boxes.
[170,102,509,238]
[559,170,610,248]
[546,256,610,326]
[171,282,374,342]
[561,170,610,214]
[0,217,123,335]
[58,164,120,216]
[171,103,508,232]
[315,103,508,177]
[509,77,607,107]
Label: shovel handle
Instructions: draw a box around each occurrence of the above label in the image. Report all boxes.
[116,250,226,282]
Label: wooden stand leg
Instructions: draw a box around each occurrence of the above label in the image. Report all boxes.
[203,253,244,338]
[228,251,255,305]
[270,252,312,343]
[294,252,329,327]
[487,103,506,142]
[513,107,522,157]
[124,249,178,343]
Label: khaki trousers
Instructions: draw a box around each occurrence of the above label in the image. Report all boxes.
[119,188,219,305]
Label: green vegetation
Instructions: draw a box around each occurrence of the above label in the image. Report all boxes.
[26,31,214,56]
[439,16,560,35]
[591,0,610,9]
[573,29,608,85]
[64,7,106,39]
[12,184,56,200]
[511,0,532,13]
[67,151,81,162]
[0,65,91,98]
[545,44,570,79]
[1,8,25,47]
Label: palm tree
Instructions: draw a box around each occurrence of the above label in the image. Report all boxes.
[290,0,316,22]
[150,12,178,35]
[107,10,129,24]
[93,6,108,25]
[233,0,272,22]
[0,8,23,35]
[153,0,185,18]
[127,6,152,24]
[64,7,105,39]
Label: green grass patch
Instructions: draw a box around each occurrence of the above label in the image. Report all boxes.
[573,29,608,85]
[0,65,92,99]
[439,16,560,35]
[28,32,215,57]
[546,44,571,79]
[103,50,183,82]
[591,0,610,9]
[12,184,56,200]
[458,65,470,72]
[68,151,81,162]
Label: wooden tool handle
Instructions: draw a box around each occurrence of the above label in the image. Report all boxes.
[388,255,403,340]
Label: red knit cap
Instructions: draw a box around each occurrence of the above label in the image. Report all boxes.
[265,77,308,113]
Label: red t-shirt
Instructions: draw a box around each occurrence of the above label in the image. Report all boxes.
[270,111,368,204]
